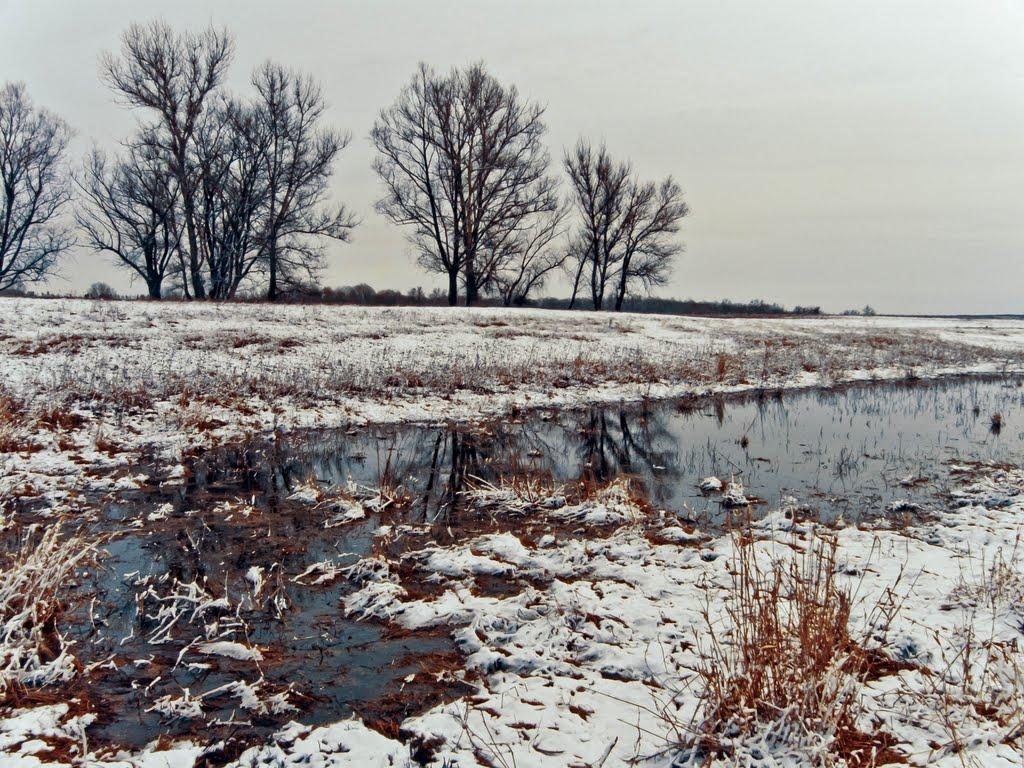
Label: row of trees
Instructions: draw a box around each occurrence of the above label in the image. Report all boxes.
[82,24,354,300]
[372,63,689,308]
[0,21,689,308]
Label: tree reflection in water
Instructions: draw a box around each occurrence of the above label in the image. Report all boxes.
[176,376,1024,529]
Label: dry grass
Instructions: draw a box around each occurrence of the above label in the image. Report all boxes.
[677,534,905,767]
[947,546,1024,612]
[0,523,97,702]
[2,300,1009,434]
[918,627,1024,760]
[0,390,44,454]
[926,545,1024,758]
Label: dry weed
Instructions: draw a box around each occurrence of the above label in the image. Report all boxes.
[0,523,97,701]
[676,534,905,767]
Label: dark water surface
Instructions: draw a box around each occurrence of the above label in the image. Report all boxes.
[215,375,1024,523]
[69,376,1024,749]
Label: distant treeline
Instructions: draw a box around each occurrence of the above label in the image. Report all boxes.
[4,282,821,317]
[278,284,821,316]
[537,296,821,316]
[2,22,690,309]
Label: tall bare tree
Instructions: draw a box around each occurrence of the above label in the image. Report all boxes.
[373,62,557,306]
[251,62,356,300]
[102,21,233,299]
[564,140,631,311]
[611,177,688,311]
[564,140,688,311]
[453,64,558,304]
[372,64,463,305]
[0,83,73,292]
[76,137,181,299]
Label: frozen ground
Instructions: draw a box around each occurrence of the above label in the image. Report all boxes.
[2,297,1024,505]
[3,465,1024,766]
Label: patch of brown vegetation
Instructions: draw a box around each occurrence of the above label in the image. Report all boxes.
[11,334,88,356]
[93,434,122,456]
[36,406,84,432]
[714,351,731,382]
[357,648,477,740]
[0,391,42,453]
[681,533,907,767]
[231,333,272,349]
[0,524,98,707]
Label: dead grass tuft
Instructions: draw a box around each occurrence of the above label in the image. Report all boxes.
[678,534,906,767]
[36,406,84,432]
[947,547,1024,612]
[714,352,731,382]
[0,524,97,703]
[0,390,43,453]
[991,413,1003,434]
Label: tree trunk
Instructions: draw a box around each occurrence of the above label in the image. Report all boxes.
[147,277,162,299]
[465,251,478,306]
[181,202,205,299]
[614,254,630,311]
[267,240,278,301]
[590,251,602,310]
[614,275,627,311]
[447,270,459,306]
[175,145,205,300]
[568,256,586,310]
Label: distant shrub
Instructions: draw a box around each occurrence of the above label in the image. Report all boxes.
[841,305,878,317]
[85,282,118,300]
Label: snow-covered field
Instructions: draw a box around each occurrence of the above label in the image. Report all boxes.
[3,297,1024,766]
[2,297,1024,504]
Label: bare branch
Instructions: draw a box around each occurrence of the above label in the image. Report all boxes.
[75,135,180,298]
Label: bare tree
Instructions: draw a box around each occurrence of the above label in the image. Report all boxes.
[85,281,118,300]
[611,177,688,311]
[251,62,356,300]
[564,140,631,311]
[102,21,233,299]
[453,64,558,305]
[0,83,73,291]
[373,62,557,306]
[76,137,180,299]
[372,64,464,305]
[564,140,688,311]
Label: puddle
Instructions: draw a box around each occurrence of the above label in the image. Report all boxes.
[44,376,1024,753]
[186,374,1024,524]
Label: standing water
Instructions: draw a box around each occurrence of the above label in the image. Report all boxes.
[49,376,1024,752]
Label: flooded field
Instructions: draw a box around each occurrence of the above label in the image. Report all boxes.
[193,374,1024,523]
[38,376,1024,754]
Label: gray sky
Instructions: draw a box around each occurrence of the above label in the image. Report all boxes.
[2,0,1023,313]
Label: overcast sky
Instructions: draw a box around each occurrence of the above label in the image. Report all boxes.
[2,0,1023,313]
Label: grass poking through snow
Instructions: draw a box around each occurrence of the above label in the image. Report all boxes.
[0,523,96,702]
[677,533,906,767]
